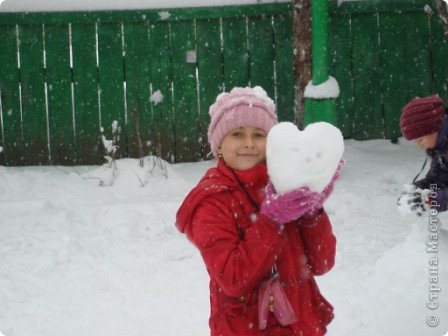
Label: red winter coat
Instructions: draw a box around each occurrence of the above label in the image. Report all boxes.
[176,160,336,336]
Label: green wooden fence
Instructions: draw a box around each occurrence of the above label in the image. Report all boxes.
[0,1,447,166]
[329,0,448,140]
[0,4,295,165]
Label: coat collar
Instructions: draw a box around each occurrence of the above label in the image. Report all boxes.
[216,159,268,189]
[428,115,448,154]
[175,160,268,233]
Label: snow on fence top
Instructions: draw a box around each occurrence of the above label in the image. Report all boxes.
[0,0,364,13]
[0,0,289,12]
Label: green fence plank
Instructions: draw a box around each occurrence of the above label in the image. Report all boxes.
[272,12,295,123]
[124,21,153,160]
[171,20,200,162]
[378,13,409,140]
[45,24,76,164]
[351,14,383,140]
[149,22,175,162]
[248,15,275,98]
[402,12,432,100]
[222,18,249,89]
[431,14,448,102]
[196,18,223,158]
[97,22,126,158]
[0,25,21,165]
[19,24,49,165]
[329,13,353,138]
[71,23,101,165]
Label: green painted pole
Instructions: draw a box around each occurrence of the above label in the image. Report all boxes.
[312,0,329,85]
[303,0,338,126]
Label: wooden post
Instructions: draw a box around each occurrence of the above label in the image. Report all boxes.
[436,0,448,38]
[292,0,312,129]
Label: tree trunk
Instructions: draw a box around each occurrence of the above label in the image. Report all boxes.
[435,0,448,38]
[292,0,312,129]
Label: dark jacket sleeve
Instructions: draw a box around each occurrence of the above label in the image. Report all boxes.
[413,163,448,190]
[433,188,448,212]
[414,150,448,212]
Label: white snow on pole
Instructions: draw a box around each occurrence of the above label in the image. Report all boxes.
[304,76,340,99]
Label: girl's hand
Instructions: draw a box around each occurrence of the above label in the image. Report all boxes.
[260,183,321,225]
[261,160,344,224]
[303,159,344,218]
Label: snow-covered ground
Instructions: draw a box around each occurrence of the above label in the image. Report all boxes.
[0,139,447,336]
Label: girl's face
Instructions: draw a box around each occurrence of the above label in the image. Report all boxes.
[414,132,438,150]
[218,126,267,171]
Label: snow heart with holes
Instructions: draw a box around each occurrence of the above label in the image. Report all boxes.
[266,122,344,194]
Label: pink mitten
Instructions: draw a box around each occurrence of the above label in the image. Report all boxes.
[303,159,344,218]
[260,183,321,225]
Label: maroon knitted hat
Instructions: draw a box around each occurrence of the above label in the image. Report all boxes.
[400,95,445,140]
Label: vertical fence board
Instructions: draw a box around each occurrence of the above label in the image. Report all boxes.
[171,20,200,162]
[0,25,21,165]
[329,13,353,137]
[378,13,409,140]
[97,22,126,157]
[351,14,383,140]
[196,18,222,158]
[124,21,153,160]
[19,24,49,164]
[71,23,101,165]
[149,22,174,162]
[272,12,295,122]
[403,13,432,99]
[431,14,448,102]
[248,16,275,98]
[222,18,249,89]
[45,24,76,164]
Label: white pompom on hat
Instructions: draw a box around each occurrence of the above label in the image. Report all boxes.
[207,86,278,157]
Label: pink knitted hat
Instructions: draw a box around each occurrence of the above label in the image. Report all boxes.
[400,95,445,140]
[207,86,278,157]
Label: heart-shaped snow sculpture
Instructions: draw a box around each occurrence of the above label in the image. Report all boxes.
[266,122,344,194]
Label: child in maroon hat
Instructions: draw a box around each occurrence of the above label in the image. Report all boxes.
[397,95,448,216]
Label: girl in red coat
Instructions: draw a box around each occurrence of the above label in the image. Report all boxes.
[176,86,339,336]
